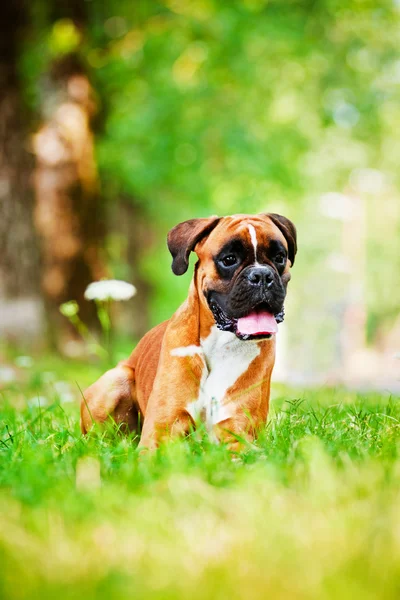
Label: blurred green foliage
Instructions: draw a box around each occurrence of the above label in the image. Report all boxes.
[20,0,400,342]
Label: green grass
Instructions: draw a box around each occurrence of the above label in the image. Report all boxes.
[1,355,400,599]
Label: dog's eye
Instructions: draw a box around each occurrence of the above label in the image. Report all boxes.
[221,255,237,267]
[275,253,286,265]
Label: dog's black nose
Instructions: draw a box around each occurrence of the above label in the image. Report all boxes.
[246,266,274,287]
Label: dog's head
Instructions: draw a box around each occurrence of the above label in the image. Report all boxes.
[167,213,297,339]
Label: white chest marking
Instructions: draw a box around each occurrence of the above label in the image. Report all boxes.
[184,326,260,435]
[248,224,260,264]
[170,345,202,357]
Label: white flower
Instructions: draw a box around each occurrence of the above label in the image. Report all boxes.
[84,279,137,302]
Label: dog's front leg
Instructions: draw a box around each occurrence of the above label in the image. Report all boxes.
[212,372,272,453]
[138,348,205,449]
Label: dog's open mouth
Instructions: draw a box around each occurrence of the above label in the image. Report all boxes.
[237,305,278,338]
[209,298,284,341]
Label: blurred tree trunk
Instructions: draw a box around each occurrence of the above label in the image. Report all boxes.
[113,200,152,339]
[0,1,44,341]
[32,3,105,350]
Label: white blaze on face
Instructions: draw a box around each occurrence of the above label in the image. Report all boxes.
[248,224,259,264]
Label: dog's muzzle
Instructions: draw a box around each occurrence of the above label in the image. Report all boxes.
[208,264,286,340]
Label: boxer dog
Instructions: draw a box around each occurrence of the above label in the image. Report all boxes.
[81,213,297,451]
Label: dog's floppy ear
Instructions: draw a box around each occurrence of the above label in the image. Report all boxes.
[267,213,297,266]
[167,216,221,275]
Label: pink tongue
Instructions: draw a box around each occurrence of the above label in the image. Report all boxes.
[237,310,278,336]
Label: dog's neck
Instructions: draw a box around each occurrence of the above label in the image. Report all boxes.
[200,324,260,370]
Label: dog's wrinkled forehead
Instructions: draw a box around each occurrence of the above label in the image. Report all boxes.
[167,213,297,275]
[197,215,288,259]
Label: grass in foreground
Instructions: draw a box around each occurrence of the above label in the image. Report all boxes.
[0,357,400,599]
